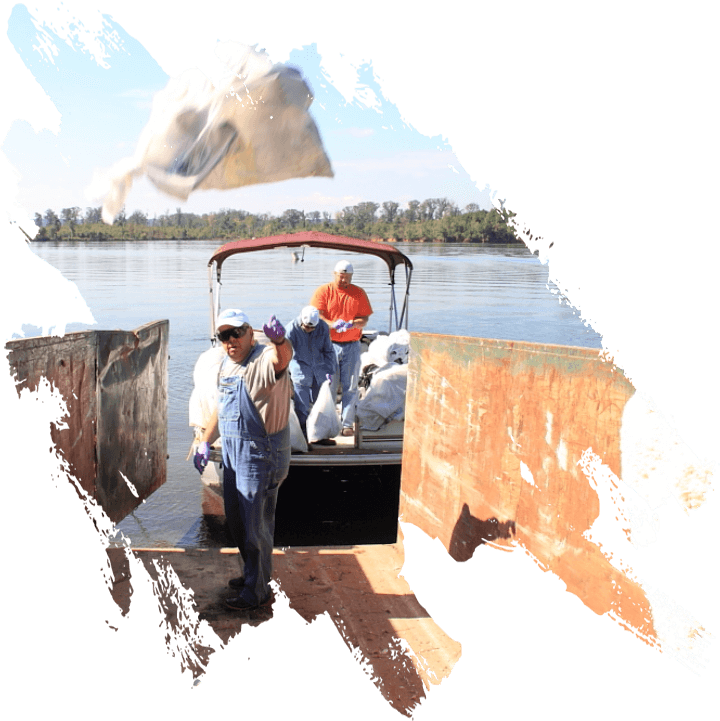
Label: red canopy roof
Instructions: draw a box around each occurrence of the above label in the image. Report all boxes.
[208,231,413,274]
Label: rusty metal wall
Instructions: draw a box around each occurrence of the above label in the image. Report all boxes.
[400,333,656,642]
[6,320,168,523]
[6,331,98,496]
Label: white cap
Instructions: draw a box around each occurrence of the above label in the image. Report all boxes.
[301,305,320,327]
[217,308,250,328]
[334,260,354,274]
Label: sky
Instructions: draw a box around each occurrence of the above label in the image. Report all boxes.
[4,3,491,220]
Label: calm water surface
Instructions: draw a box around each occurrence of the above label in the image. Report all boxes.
[27,239,602,547]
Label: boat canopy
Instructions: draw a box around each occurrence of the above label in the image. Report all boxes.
[207,231,413,340]
[209,231,413,275]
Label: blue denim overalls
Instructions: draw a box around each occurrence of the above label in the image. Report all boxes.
[218,346,290,606]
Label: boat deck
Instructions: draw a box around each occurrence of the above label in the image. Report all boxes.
[209,419,404,467]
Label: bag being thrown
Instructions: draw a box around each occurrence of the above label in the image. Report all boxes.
[93,42,333,224]
[306,379,341,443]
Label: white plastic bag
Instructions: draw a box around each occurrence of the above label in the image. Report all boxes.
[289,401,309,453]
[306,379,341,442]
[355,363,408,431]
[360,329,410,381]
[94,43,333,223]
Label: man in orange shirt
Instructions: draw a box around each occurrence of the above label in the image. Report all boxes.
[310,260,373,435]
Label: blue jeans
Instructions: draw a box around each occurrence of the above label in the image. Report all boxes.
[332,340,361,429]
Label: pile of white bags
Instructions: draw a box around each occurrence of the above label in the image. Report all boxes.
[355,364,408,431]
[93,43,333,223]
[360,328,410,369]
[355,329,410,431]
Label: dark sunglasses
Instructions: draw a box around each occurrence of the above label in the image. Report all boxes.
[217,325,250,343]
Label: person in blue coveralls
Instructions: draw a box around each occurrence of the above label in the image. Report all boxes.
[193,308,293,611]
[285,305,337,446]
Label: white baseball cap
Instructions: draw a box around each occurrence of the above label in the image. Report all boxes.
[334,260,354,274]
[301,305,320,327]
[217,308,250,328]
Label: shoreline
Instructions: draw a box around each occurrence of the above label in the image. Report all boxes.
[31,234,527,245]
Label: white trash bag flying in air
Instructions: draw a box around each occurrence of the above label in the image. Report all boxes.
[92,42,333,223]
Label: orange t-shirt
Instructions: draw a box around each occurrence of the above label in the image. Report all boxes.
[310,283,373,342]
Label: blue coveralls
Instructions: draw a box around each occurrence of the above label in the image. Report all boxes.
[286,318,336,437]
[218,347,291,606]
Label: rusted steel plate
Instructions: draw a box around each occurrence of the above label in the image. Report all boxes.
[6,331,98,496]
[6,320,168,523]
[400,333,656,641]
[96,320,169,522]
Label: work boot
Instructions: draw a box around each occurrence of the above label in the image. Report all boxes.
[226,592,273,611]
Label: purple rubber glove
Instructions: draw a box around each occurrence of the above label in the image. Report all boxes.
[334,319,353,333]
[263,315,286,344]
[194,442,210,473]
[326,374,333,383]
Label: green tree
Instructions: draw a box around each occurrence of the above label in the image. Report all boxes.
[404,221,422,242]
[339,206,356,232]
[371,219,391,239]
[282,209,305,229]
[381,201,399,223]
[44,209,61,238]
[434,197,452,218]
[419,199,436,221]
[405,200,420,223]
[220,213,235,235]
[84,206,102,224]
[128,210,148,225]
[482,208,516,243]
[440,214,463,241]
[467,216,485,242]
[356,201,379,226]
[204,213,217,238]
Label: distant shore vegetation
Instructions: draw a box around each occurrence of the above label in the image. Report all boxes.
[32,198,520,244]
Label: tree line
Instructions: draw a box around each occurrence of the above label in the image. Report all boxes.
[33,198,520,244]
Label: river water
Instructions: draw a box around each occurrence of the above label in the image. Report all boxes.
[27,239,602,547]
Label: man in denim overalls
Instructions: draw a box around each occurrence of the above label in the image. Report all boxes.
[194,309,293,611]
